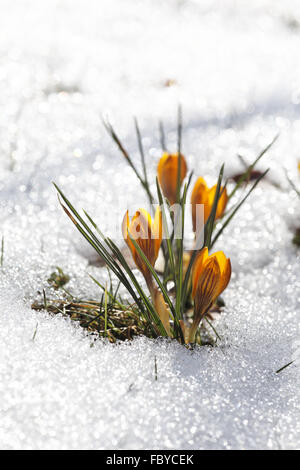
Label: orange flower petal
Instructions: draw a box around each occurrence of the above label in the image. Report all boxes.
[157,152,187,205]
[191,177,209,230]
[212,251,228,273]
[122,208,163,275]
[194,256,221,317]
[122,210,129,240]
[192,246,208,298]
[216,187,228,219]
[153,206,163,261]
[192,178,228,232]
[216,257,231,298]
[191,177,208,203]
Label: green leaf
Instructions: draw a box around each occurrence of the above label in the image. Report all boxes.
[53,184,162,333]
[285,169,300,198]
[175,183,187,320]
[205,163,224,248]
[134,117,148,188]
[88,274,125,310]
[104,283,108,336]
[103,119,154,205]
[176,104,182,203]
[82,208,166,334]
[159,120,167,152]
[211,169,269,248]
[127,233,176,324]
[185,170,194,193]
[156,178,176,285]
[229,134,278,199]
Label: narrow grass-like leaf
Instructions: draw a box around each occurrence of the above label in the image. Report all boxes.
[105,237,168,335]
[60,199,135,303]
[285,169,300,198]
[43,289,47,309]
[32,322,38,342]
[54,184,155,323]
[205,164,224,248]
[104,284,108,336]
[229,134,278,199]
[67,209,160,333]
[159,120,166,151]
[175,183,187,319]
[104,119,154,205]
[156,178,176,284]
[176,105,182,203]
[127,233,177,323]
[134,117,148,187]
[211,169,269,248]
[103,119,142,181]
[275,361,294,374]
[205,317,222,342]
[89,274,125,310]
[185,171,194,193]
[105,239,162,315]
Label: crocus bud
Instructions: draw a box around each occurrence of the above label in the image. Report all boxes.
[157,152,187,205]
[191,177,228,232]
[189,247,231,342]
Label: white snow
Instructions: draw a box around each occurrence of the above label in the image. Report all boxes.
[0,0,299,450]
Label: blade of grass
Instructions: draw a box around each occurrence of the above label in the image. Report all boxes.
[205,164,224,248]
[100,233,164,325]
[103,119,154,205]
[185,170,194,193]
[175,183,187,320]
[127,233,177,322]
[159,120,166,152]
[78,213,161,333]
[104,283,108,336]
[59,197,135,302]
[54,185,129,286]
[134,117,148,188]
[106,266,113,293]
[211,169,269,248]
[275,361,294,374]
[32,322,38,341]
[43,289,47,309]
[229,134,278,199]
[156,178,176,285]
[176,104,182,203]
[54,184,157,327]
[105,236,168,336]
[88,275,126,311]
[285,169,300,198]
[205,317,222,342]
[154,356,158,381]
[113,279,121,305]
[103,119,142,181]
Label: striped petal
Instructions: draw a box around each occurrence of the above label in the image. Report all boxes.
[192,247,209,298]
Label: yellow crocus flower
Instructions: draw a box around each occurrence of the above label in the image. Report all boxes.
[157,152,187,205]
[189,247,231,342]
[191,177,228,232]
